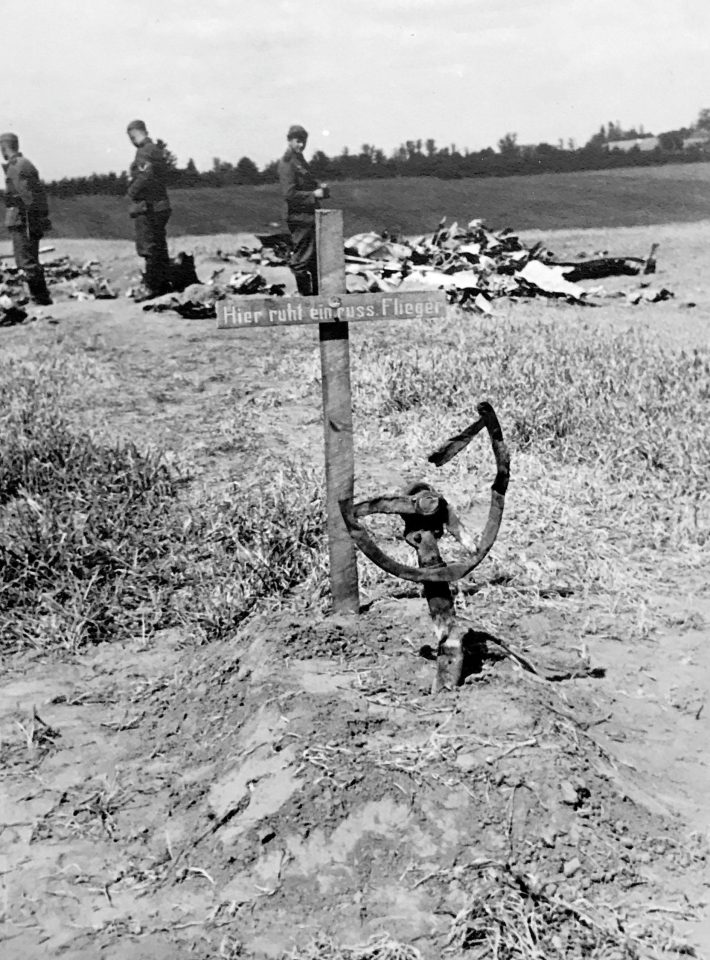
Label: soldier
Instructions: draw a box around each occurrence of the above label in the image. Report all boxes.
[278,124,328,296]
[1,132,52,305]
[126,120,172,300]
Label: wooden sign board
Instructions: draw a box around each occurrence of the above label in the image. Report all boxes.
[217,289,447,329]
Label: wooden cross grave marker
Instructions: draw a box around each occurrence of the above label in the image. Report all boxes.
[217,209,448,615]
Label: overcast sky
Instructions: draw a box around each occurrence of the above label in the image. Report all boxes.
[3,0,709,180]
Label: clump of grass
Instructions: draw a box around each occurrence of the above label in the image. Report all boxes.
[32,775,128,842]
[14,708,61,757]
[285,934,421,960]
[0,371,183,649]
[445,867,690,959]
[179,463,327,640]
[0,359,327,652]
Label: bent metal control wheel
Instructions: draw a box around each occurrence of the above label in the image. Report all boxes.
[340,402,510,583]
[339,402,510,692]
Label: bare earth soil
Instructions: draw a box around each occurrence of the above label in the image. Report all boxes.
[1,221,709,959]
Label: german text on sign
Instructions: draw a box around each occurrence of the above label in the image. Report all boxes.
[217,289,448,329]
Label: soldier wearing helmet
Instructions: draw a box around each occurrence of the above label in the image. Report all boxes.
[278,124,329,296]
[1,132,52,305]
[126,120,172,300]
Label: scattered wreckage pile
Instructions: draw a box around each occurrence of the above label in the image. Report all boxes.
[340,219,671,312]
[149,217,669,318]
[0,248,118,326]
[0,218,674,328]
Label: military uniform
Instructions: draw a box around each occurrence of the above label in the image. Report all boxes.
[3,152,52,304]
[278,146,320,295]
[127,138,172,296]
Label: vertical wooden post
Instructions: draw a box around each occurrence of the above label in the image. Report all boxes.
[316,209,360,614]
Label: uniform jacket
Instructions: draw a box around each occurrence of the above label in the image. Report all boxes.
[127,139,171,217]
[3,153,50,231]
[278,148,319,224]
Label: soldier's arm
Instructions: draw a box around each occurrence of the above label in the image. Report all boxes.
[127,161,154,199]
[127,147,160,200]
[13,159,40,210]
[279,160,316,211]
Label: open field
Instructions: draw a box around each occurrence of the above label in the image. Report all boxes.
[47,161,710,239]
[1,219,709,959]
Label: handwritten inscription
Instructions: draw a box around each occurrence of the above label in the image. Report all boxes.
[217,290,448,329]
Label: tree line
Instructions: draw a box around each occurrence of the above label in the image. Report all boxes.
[45,112,710,198]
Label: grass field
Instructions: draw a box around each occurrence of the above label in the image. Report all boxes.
[1,218,709,958]
[48,160,710,239]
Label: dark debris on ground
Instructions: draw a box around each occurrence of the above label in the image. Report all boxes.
[206,216,671,316]
[0,217,674,327]
[0,251,118,326]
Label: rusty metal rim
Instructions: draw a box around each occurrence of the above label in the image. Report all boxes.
[340,402,510,584]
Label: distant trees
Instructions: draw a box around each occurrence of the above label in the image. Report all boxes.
[156,139,179,184]
[47,170,129,198]
[44,110,710,199]
[658,130,689,152]
[181,158,201,187]
[585,122,654,148]
[497,132,520,157]
[235,156,260,184]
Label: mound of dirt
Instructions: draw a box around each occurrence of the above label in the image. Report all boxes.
[3,600,704,959]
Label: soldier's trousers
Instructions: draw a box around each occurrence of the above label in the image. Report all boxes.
[10,226,51,303]
[287,220,318,296]
[134,210,171,295]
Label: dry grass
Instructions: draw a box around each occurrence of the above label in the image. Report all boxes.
[183,461,328,639]
[281,869,695,960]
[444,864,694,960]
[32,774,129,842]
[350,315,709,513]
[284,934,422,960]
[0,355,327,651]
[4,306,706,652]
[0,364,180,649]
[284,312,709,512]
[271,310,708,634]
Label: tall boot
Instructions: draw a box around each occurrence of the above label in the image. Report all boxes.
[294,271,313,296]
[142,258,158,298]
[27,273,52,306]
[153,253,173,296]
[141,257,170,299]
